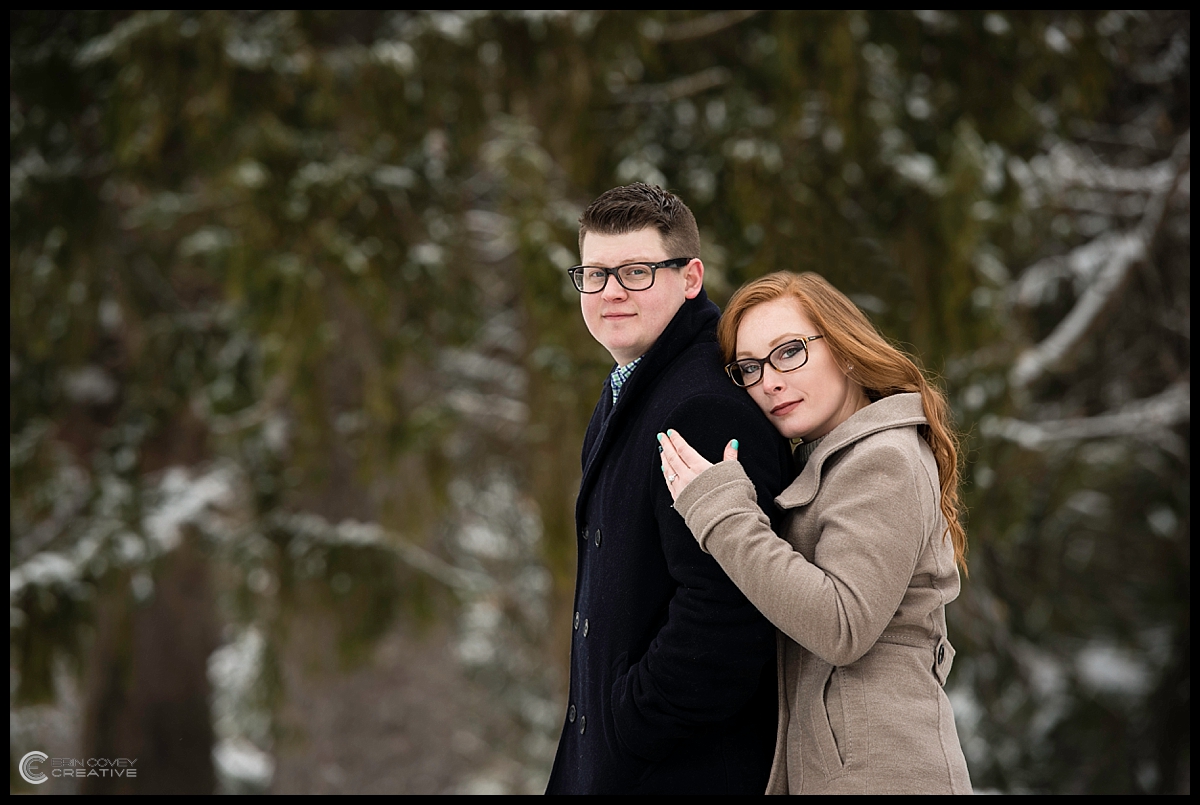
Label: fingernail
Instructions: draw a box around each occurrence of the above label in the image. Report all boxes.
[657,445,663,453]
[656,433,663,441]
[731,439,739,450]
[667,429,675,436]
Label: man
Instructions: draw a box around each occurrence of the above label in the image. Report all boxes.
[546,184,794,794]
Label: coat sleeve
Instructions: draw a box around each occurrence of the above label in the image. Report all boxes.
[674,441,925,667]
[609,394,790,763]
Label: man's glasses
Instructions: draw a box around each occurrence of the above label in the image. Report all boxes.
[725,335,825,388]
[567,258,693,294]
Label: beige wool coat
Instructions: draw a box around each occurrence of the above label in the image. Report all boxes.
[675,393,973,794]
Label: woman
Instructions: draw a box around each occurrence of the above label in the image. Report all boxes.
[657,271,972,794]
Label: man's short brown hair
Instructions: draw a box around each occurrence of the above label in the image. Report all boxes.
[578,183,701,260]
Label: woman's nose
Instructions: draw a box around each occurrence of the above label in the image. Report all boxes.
[761,364,786,392]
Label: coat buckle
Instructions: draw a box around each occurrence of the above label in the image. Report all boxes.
[933,636,955,686]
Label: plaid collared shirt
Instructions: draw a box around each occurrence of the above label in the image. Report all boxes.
[610,357,642,405]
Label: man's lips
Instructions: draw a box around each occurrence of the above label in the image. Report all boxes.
[602,312,636,319]
[771,400,801,416]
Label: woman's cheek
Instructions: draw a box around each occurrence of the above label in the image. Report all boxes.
[747,387,773,417]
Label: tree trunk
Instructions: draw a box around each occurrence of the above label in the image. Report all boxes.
[79,531,218,794]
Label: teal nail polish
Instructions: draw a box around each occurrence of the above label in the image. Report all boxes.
[657,445,663,453]
[667,429,675,436]
[656,433,664,442]
[731,439,739,450]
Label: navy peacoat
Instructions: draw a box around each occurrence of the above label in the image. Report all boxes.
[546,289,795,794]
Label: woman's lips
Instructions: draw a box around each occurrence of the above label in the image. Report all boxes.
[771,400,800,416]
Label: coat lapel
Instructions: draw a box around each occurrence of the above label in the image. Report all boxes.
[576,290,720,523]
[774,393,928,510]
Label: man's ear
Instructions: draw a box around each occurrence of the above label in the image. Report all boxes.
[683,259,704,299]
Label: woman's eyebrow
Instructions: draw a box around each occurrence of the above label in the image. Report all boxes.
[736,334,806,359]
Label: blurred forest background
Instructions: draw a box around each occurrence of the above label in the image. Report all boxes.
[10,10,1189,795]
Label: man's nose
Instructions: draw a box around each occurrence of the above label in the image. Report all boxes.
[601,273,628,301]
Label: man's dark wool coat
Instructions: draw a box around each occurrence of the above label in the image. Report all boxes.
[546,289,795,795]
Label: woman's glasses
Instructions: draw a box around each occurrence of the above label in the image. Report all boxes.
[724,335,824,388]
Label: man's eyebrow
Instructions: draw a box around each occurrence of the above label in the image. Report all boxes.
[582,257,659,267]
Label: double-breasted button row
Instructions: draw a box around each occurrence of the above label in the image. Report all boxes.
[573,612,589,636]
[580,525,602,548]
[566,705,585,734]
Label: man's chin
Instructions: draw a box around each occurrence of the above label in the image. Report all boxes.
[603,342,645,365]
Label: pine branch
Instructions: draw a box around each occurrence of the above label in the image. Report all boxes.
[1010,131,1190,390]
[982,380,1190,450]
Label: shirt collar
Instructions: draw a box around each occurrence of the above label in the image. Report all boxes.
[609,357,643,404]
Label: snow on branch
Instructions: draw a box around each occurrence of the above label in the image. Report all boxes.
[1040,140,1185,195]
[272,511,495,595]
[10,463,243,602]
[643,10,761,43]
[1010,130,1190,390]
[982,381,1190,450]
[1009,232,1145,388]
[622,67,732,104]
[1012,231,1135,308]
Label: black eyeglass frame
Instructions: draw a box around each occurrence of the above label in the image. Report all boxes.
[566,257,694,294]
[724,335,825,388]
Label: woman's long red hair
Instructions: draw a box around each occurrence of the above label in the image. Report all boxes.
[718,271,968,575]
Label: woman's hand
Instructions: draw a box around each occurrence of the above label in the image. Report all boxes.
[658,429,740,503]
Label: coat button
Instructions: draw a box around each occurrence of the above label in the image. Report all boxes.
[574,611,580,630]
[583,618,589,637]
[594,529,602,547]
[580,527,587,542]
[938,645,945,664]
[579,715,586,735]
[568,704,576,723]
